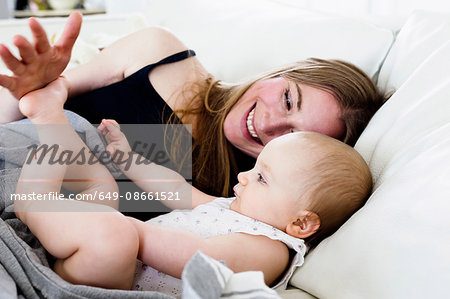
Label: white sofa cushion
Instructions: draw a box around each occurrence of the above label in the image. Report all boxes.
[289,11,450,299]
[377,10,450,94]
[142,0,394,83]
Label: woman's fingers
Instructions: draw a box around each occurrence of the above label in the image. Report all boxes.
[55,12,82,54]
[29,17,51,54]
[0,74,15,90]
[13,35,37,64]
[0,43,25,74]
[0,14,81,98]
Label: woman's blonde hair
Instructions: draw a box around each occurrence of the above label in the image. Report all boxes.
[170,58,385,197]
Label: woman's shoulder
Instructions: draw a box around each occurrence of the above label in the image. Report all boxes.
[65,26,208,96]
[121,27,207,77]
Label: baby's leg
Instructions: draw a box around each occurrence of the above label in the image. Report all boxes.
[19,77,118,208]
[15,78,138,289]
[15,136,139,290]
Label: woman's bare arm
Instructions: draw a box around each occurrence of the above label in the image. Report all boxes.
[63,26,190,98]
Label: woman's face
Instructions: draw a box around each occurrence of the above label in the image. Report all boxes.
[223,77,345,158]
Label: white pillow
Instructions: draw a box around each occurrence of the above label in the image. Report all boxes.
[142,0,394,83]
[289,13,450,298]
[377,10,450,94]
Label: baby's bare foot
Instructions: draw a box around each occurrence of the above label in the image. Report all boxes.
[19,77,70,123]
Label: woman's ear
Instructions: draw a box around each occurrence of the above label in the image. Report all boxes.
[285,211,320,239]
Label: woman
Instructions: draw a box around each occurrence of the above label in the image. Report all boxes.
[0,12,385,197]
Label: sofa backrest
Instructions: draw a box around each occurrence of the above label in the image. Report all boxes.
[141,0,394,83]
[290,10,450,299]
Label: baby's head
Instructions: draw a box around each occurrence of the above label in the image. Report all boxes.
[231,132,372,247]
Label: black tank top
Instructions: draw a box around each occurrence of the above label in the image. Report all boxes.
[65,49,196,125]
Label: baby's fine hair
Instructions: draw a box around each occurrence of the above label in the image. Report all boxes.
[297,133,372,247]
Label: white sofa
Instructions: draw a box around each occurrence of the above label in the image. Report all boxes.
[287,10,450,299]
[1,1,449,298]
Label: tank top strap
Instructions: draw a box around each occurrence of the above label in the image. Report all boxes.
[137,49,196,79]
[152,49,196,67]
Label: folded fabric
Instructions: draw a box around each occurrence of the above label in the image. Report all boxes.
[182,251,280,299]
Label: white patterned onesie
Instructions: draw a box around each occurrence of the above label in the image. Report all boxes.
[132,197,307,297]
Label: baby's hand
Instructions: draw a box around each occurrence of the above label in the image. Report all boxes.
[98,119,132,163]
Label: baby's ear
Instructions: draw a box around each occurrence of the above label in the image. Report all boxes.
[286,211,320,239]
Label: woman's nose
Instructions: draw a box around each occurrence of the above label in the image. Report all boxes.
[237,171,248,185]
[259,115,291,139]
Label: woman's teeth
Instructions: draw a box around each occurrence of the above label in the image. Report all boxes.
[246,107,260,142]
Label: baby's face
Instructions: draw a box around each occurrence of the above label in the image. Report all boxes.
[230,133,316,231]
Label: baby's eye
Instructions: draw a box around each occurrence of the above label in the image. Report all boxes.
[285,90,292,111]
[257,173,266,184]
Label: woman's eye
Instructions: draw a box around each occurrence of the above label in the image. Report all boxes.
[257,173,266,184]
[285,90,292,111]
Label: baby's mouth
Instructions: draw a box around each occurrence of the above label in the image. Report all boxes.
[233,185,240,199]
[246,106,262,144]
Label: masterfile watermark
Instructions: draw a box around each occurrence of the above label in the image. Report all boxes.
[25,142,170,172]
[5,123,193,212]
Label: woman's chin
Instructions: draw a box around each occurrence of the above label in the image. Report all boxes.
[225,130,263,158]
[236,143,262,158]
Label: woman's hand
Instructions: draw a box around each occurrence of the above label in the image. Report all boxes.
[0,12,82,99]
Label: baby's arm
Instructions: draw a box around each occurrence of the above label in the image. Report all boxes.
[99,119,215,209]
[128,217,290,286]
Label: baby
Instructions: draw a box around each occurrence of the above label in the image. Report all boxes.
[14,78,372,296]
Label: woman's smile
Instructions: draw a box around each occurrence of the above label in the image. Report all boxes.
[245,104,262,144]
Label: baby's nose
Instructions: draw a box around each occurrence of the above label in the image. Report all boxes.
[237,172,248,185]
